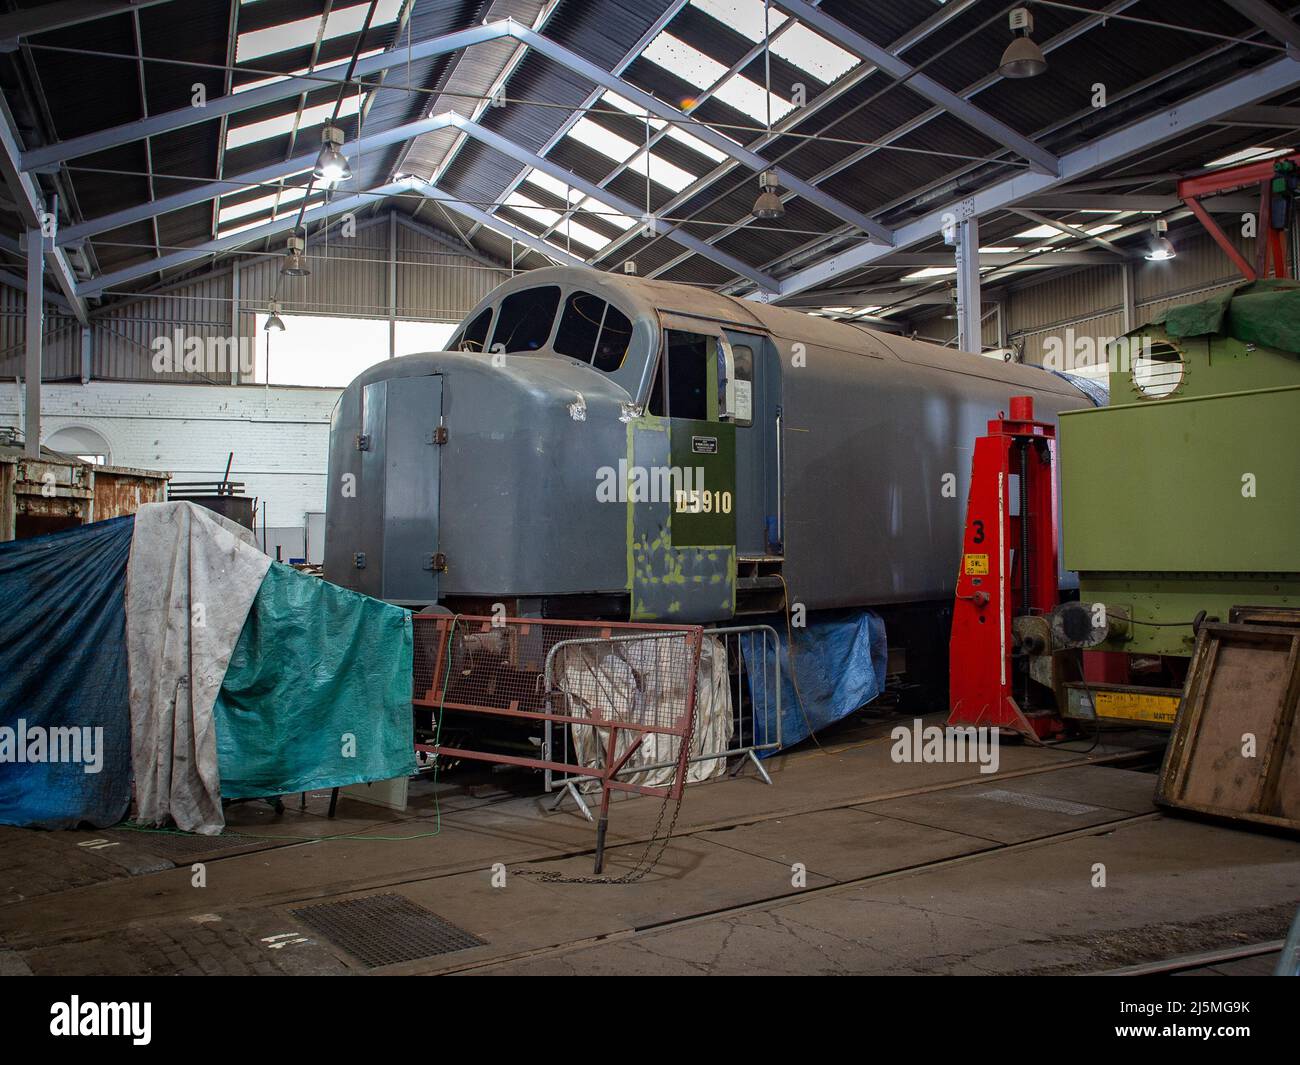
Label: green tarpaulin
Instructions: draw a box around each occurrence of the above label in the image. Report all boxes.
[1140,278,1300,354]
[213,562,416,798]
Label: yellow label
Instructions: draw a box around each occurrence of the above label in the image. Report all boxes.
[963,553,989,575]
[1094,690,1180,724]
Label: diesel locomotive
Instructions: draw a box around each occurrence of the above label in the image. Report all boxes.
[323,267,1094,626]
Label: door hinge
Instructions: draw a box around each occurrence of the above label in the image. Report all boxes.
[423,552,447,573]
[425,426,448,445]
[354,433,371,451]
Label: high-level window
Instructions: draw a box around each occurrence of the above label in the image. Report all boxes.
[553,291,634,371]
[489,286,561,353]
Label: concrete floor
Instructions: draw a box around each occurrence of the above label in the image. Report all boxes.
[1,714,1297,976]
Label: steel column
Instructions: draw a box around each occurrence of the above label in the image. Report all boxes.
[955,215,981,354]
[1120,261,1135,334]
[0,97,87,322]
[388,210,397,359]
[25,229,43,458]
[80,325,92,384]
[230,259,240,385]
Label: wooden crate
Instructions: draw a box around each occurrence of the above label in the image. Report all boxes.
[1156,622,1300,832]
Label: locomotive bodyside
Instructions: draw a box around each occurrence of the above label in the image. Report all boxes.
[323,267,1092,621]
[777,324,1088,610]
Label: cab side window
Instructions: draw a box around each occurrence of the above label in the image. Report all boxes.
[666,330,710,421]
[730,342,754,427]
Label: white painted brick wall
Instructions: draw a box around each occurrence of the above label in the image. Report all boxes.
[0,381,341,534]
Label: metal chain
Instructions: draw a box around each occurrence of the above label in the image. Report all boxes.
[515,650,702,886]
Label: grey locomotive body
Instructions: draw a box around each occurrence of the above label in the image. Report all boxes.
[324,267,1090,623]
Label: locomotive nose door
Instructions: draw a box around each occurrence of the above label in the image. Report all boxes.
[359,373,444,605]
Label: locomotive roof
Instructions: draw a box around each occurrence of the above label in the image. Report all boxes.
[483,266,1090,401]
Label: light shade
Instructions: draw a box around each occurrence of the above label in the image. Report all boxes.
[753,170,784,220]
[281,234,310,276]
[753,190,785,219]
[314,124,351,182]
[999,35,1047,78]
[1145,236,1177,261]
[264,300,286,331]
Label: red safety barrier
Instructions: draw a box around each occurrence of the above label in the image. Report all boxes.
[412,614,703,872]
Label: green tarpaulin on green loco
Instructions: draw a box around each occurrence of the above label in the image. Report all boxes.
[1135,278,1300,355]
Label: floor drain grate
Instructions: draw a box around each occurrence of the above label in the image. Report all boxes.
[292,893,485,968]
[975,789,1100,816]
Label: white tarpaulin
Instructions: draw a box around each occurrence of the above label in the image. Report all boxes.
[563,634,733,791]
[126,502,270,834]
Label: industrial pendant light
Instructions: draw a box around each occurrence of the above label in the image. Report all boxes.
[314,124,351,182]
[264,301,286,332]
[753,170,784,220]
[1145,218,1177,261]
[280,234,310,276]
[999,8,1047,79]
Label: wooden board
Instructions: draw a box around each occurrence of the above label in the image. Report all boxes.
[1156,623,1300,831]
[1229,605,1300,630]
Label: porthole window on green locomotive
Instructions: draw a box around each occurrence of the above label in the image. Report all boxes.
[1132,340,1185,399]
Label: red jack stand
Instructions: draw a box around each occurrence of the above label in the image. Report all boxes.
[948,396,1066,742]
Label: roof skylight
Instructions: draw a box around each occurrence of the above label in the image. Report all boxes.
[902,267,957,280]
[567,116,697,192]
[502,192,608,251]
[233,49,383,95]
[236,0,404,63]
[226,94,362,151]
[642,34,794,125]
[217,178,312,225]
[216,192,326,237]
[601,91,730,161]
[692,0,858,84]
[524,170,584,204]
[1204,145,1293,169]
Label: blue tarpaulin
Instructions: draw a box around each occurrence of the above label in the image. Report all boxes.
[212,561,416,798]
[0,516,134,828]
[742,609,887,756]
[1049,369,1109,407]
